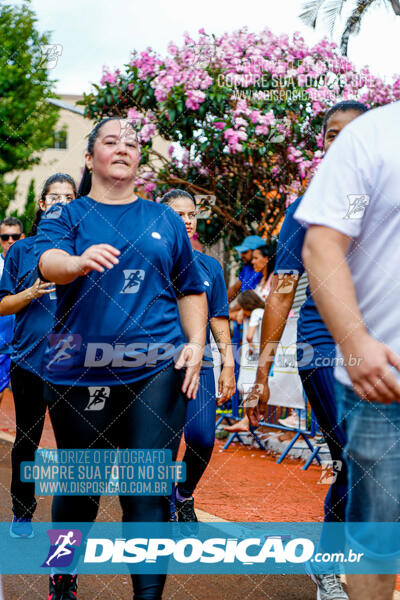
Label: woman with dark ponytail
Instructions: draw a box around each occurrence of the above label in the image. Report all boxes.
[0,173,76,539]
[160,189,236,523]
[34,117,207,600]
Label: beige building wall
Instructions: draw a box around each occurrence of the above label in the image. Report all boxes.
[7,94,93,213]
[7,94,171,213]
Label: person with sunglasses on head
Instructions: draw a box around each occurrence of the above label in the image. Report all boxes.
[34,118,207,600]
[0,217,24,407]
[246,100,368,600]
[160,189,236,522]
[0,174,77,541]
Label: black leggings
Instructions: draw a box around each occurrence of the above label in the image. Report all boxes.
[299,367,347,524]
[10,362,47,518]
[45,363,187,600]
[178,366,216,497]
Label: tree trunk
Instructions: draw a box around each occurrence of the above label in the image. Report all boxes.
[389,0,400,15]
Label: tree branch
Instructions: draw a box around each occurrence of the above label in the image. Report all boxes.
[160,174,249,233]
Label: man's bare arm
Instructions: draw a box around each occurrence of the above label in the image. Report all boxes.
[246,273,298,425]
[256,273,299,382]
[227,280,241,303]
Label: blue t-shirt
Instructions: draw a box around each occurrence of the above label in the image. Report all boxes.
[0,237,56,375]
[194,250,229,362]
[274,196,335,370]
[34,196,206,386]
[0,254,15,354]
[238,264,262,291]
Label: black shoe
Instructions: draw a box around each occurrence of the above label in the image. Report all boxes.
[175,497,198,522]
[48,574,77,599]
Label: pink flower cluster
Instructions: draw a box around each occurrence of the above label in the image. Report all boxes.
[135,169,157,194]
[186,89,206,110]
[100,67,120,86]
[223,128,248,152]
[127,108,156,143]
[100,27,400,199]
[123,28,400,135]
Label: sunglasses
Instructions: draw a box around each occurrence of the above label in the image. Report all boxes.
[0,233,21,242]
[45,194,75,203]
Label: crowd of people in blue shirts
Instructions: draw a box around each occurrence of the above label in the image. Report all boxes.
[0,97,392,600]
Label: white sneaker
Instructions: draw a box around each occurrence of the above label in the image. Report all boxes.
[278,414,306,429]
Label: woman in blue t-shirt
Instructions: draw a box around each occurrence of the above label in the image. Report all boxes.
[160,189,236,522]
[0,173,77,540]
[35,118,207,600]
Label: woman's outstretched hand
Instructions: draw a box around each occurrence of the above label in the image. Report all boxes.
[175,342,204,399]
[76,244,120,275]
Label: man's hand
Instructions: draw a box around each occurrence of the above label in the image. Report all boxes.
[175,342,204,399]
[341,332,400,403]
[217,366,236,406]
[246,380,270,426]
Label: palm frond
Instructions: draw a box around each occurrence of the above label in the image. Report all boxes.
[321,0,349,35]
[299,0,328,28]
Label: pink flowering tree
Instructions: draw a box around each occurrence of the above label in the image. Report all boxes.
[81,28,400,246]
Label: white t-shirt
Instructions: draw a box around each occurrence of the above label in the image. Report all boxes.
[254,273,273,302]
[295,101,400,386]
[238,307,264,394]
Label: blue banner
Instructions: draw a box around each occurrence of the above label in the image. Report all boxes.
[0,522,399,574]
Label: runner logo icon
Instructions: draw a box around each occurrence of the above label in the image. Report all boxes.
[344,194,370,219]
[85,386,110,411]
[46,334,82,370]
[41,529,82,568]
[121,269,145,294]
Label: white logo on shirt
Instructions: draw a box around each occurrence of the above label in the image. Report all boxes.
[204,280,210,287]
[43,205,63,220]
[121,269,145,294]
[85,387,110,411]
[344,194,370,219]
[47,334,78,369]
[151,232,161,239]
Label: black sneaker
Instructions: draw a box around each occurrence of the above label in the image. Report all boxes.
[175,497,198,522]
[48,574,78,600]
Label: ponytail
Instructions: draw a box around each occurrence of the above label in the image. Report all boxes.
[78,166,92,198]
[29,209,44,236]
